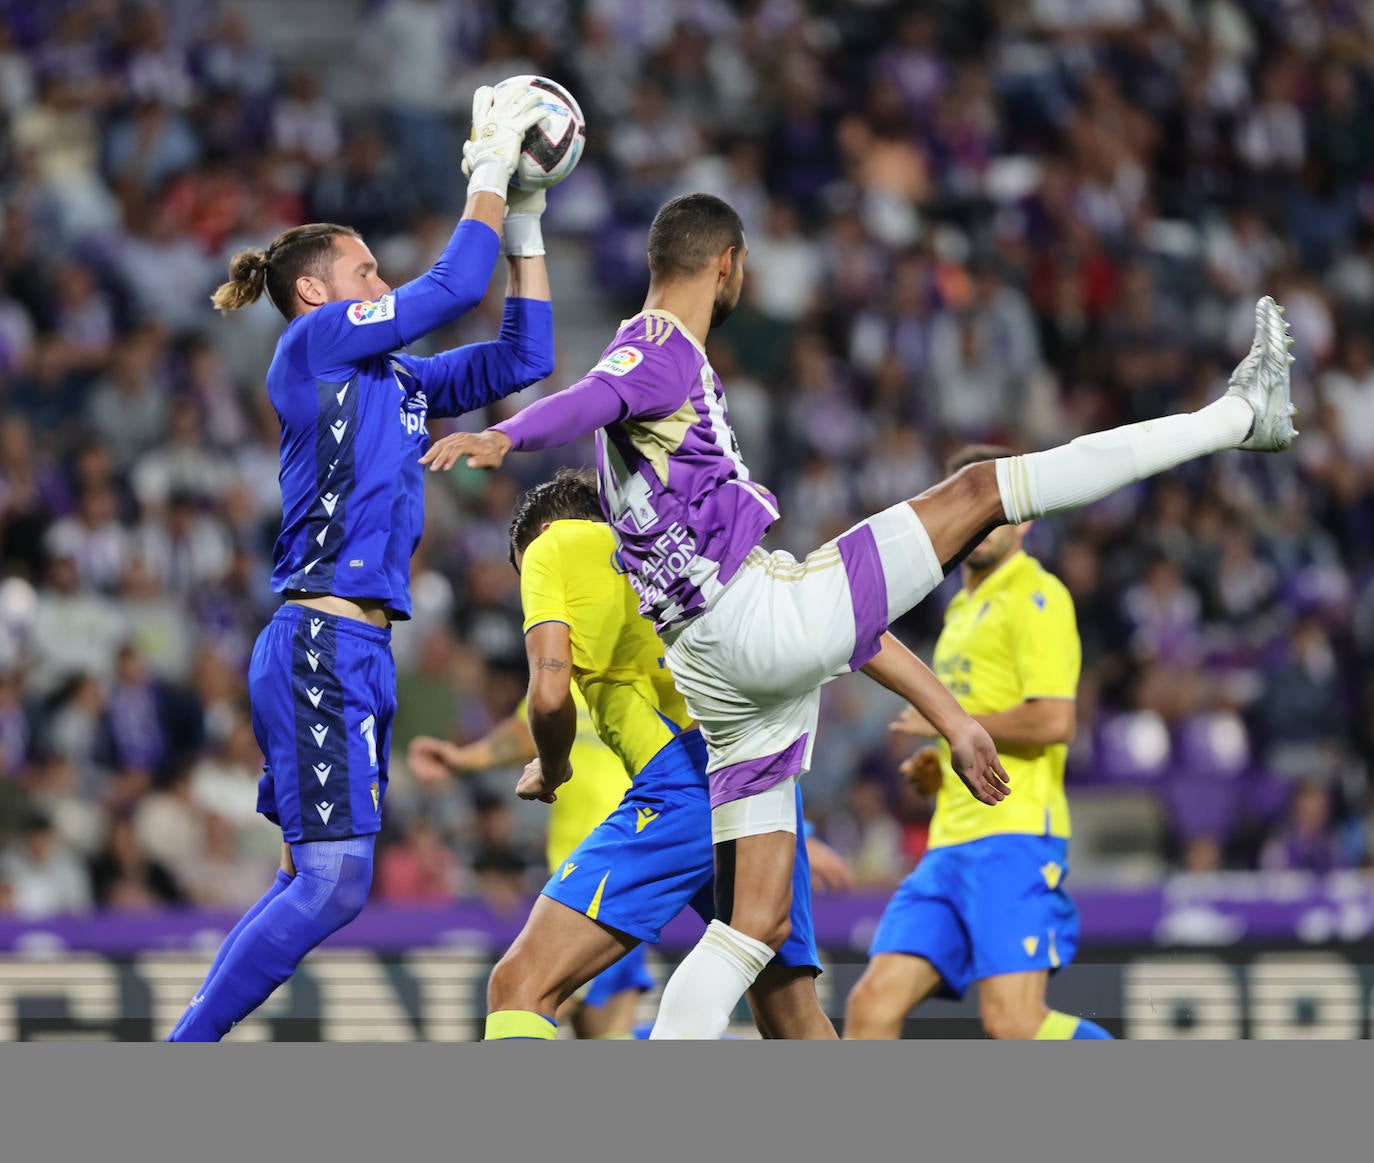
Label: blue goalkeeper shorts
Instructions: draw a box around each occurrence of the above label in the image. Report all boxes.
[252,605,395,843]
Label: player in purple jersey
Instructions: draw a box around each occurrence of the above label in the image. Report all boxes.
[164,85,553,1042]
[420,193,1297,1038]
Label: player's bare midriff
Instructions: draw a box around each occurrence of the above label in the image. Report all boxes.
[284,593,391,629]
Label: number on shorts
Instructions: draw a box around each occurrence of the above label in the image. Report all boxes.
[360,714,378,769]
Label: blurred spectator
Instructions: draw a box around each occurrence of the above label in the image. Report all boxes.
[1121,554,1203,667]
[0,0,1372,910]
[1260,781,1351,875]
[0,810,92,918]
[377,816,463,904]
[133,490,233,598]
[97,644,204,787]
[104,99,201,198]
[131,397,235,514]
[468,791,534,913]
[360,0,460,214]
[193,8,277,110]
[25,754,104,858]
[271,69,341,168]
[178,811,269,909]
[825,778,906,888]
[392,625,470,757]
[307,125,418,240]
[50,258,115,375]
[741,199,822,323]
[116,554,196,681]
[1256,617,1347,782]
[607,77,701,221]
[132,764,203,888]
[1320,330,1374,468]
[86,330,172,472]
[112,204,219,334]
[88,816,185,910]
[1181,834,1225,874]
[0,415,70,580]
[28,554,125,698]
[36,675,107,789]
[43,483,131,594]
[0,667,30,779]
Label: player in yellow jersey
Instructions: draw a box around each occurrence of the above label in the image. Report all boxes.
[408,684,651,1038]
[845,446,1113,1041]
[472,469,842,1040]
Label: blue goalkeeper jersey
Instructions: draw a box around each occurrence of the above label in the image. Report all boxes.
[265,218,553,620]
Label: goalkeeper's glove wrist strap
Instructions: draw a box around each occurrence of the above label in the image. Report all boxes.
[503,213,545,257]
[467,159,513,201]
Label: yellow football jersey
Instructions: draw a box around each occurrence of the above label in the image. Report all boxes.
[514,689,631,873]
[519,520,691,865]
[927,551,1081,849]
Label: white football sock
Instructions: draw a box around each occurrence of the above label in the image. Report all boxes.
[996,396,1252,523]
[649,920,774,1040]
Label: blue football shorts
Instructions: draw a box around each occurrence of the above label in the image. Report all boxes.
[542,728,821,973]
[867,834,1080,1000]
[581,945,655,1008]
[251,605,396,844]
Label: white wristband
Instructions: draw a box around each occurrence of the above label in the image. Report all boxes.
[503,213,545,257]
[466,159,511,200]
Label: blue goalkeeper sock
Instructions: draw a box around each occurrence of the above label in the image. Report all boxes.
[166,869,293,1041]
[1035,1010,1115,1040]
[165,836,374,1042]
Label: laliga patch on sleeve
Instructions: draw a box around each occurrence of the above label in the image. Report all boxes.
[347,294,396,326]
[595,346,644,377]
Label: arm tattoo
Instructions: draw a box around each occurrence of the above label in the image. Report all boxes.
[490,736,523,765]
[534,657,569,672]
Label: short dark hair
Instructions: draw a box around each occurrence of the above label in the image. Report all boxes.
[647,194,745,279]
[508,468,602,568]
[212,222,360,320]
[944,443,1018,477]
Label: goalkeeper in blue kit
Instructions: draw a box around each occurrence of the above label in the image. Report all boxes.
[165,85,555,1041]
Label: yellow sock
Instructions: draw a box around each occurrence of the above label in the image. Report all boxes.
[485,1010,557,1040]
[1034,1011,1080,1040]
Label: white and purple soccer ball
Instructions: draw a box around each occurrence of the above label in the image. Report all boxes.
[493,75,586,191]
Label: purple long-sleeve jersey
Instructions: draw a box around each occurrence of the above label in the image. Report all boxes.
[493,309,779,632]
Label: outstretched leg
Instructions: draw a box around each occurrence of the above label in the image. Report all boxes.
[915,296,1296,573]
[165,836,374,1042]
[649,299,1294,1040]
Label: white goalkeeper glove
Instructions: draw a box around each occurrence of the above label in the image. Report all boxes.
[502,185,546,257]
[464,83,544,200]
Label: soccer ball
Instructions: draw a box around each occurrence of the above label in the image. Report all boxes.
[494,75,586,191]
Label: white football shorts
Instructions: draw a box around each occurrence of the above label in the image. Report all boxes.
[662,501,943,841]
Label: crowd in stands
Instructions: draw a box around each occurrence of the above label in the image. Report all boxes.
[2,0,1373,918]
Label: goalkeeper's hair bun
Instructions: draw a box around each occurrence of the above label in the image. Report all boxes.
[210,223,360,320]
[211,249,269,314]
